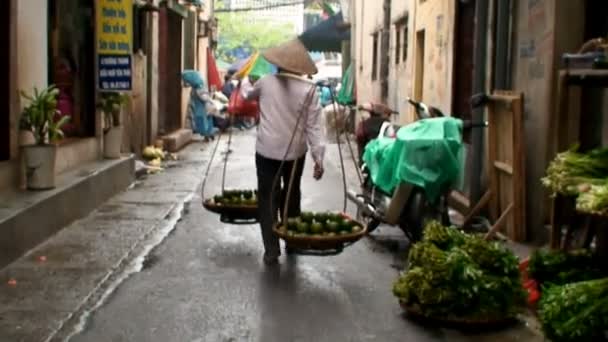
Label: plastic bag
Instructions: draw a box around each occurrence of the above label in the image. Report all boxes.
[227,85,259,117]
[363,117,463,202]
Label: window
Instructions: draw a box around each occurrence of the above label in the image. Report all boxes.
[395,16,409,65]
[395,27,401,65]
[403,18,409,62]
[372,32,379,80]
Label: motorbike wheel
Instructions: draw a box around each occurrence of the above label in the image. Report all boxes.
[399,189,442,243]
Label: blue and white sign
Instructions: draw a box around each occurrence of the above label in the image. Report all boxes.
[98,54,132,91]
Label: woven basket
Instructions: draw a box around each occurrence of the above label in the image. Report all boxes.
[399,301,517,328]
[203,199,258,222]
[273,222,367,251]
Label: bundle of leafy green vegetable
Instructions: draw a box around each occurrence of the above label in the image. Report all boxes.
[393,221,526,320]
[541,145,608,196]
[528,249,606,286]
[539,277,608,341]
[576,182,608,214]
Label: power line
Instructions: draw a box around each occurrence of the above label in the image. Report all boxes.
[215,0,317,13]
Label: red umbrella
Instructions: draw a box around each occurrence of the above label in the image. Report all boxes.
[207,47,223,91]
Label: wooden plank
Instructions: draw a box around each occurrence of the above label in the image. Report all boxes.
[494,161,513,175]
[511,93,527,241]
[463,190,492,226]
[487,100,500,222]
[484,203,514,241]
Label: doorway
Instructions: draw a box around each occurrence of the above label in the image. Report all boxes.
[413,30,426,102]
[158,7,184,135]
[1,3,10,161]
[48,0,96,138]
[451,0,476,119]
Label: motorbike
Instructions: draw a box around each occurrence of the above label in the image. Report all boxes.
[346,94,489,242]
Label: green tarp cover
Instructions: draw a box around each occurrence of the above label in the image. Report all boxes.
[337,63,354,105]
[362,117,464,202]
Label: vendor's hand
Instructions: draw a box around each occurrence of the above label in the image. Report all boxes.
[313,162,324,180]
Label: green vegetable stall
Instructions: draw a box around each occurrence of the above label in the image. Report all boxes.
[392,221,526,325]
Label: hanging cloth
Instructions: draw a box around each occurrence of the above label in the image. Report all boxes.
[337,63,355,105]
[207,48,223,91]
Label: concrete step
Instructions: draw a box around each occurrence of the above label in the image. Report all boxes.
[161,128,193,152]
[0,157,135,269]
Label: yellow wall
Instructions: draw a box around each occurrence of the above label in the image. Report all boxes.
[352,0,384,106]
[403,0,456,121]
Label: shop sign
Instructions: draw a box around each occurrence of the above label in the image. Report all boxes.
[96,0,133,91]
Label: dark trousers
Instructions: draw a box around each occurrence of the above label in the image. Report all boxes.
[255,153,306,257]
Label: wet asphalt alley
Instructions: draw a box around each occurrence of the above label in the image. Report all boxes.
[71,131,540,342]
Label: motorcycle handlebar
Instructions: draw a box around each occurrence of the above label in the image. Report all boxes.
[462,120,488,130]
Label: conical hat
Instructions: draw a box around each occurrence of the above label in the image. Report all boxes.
[262,38,318,75]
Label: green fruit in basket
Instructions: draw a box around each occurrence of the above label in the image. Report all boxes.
[351,225,363,233]
[327,232,337,237]
[296,221,309,233]
[328,213,342,222]
[326,220,339,232]
[311,221,323,234]
[339,219,353,232]
[287,230,295,237]
[213,195,223,203]
[300,212,314,223]
[243,190,253,199]
[314,212,328,223]
[339,230,350,236]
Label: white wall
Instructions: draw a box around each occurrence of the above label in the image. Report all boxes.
[387,0,410,120]
[16,0,48,96]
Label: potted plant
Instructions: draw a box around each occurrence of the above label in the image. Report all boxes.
[98,92,129,159]
[19,85,69,190]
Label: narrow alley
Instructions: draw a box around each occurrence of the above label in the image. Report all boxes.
[0,131,540,342]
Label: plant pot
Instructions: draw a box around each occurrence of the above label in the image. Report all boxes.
[103,126,123,159]
[18,130,36,146]
[23,144,57,190]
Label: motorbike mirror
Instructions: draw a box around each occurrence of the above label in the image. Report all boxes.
[470,93,489,109]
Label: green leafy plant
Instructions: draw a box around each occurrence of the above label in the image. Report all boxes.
[539,277,608,341]
[98,92,129,133]
[529,249,605,286]
[20,85,69,145]
[393,221,526,320]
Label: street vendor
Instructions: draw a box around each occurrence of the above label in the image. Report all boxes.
[241,38,325,266]
[355,102,395,164]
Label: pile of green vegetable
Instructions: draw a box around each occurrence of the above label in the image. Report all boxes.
[393,221,526,321]
[542,145,608,214]
[280,212,363,237]
[529,249,605,286]
[539,277,608,341]
[212,190,258,206]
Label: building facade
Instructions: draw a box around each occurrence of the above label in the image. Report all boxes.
[349,0,599,242]
[0,0,215,192]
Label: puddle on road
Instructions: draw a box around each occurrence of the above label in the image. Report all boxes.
[50,193,194,342]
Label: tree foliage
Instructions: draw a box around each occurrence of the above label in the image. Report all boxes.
[215,0,297,63]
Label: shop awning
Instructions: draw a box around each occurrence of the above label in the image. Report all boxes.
[298,12,350,53]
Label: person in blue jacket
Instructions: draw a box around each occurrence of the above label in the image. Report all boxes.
[182,70,218,140]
